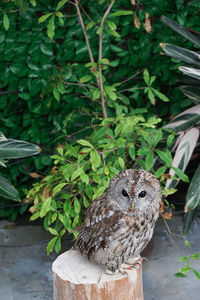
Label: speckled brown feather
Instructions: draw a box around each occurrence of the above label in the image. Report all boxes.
[75,169,162,272]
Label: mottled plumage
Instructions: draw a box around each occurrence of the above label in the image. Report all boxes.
[76,169,162,272]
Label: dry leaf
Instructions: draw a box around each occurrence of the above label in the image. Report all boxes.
[57,143,64,148]
[133,13,140,29]
[131,0,136,6]
[184,206,189,213]
[162,211,172,220]
[42,186,50,199]
[159,200,164,213]
[29,206,37,213]
[144,12,151,33]
[29,172,42,179]
[51,166,57,174]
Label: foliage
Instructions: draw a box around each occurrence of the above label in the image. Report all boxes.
[0,1,198,221]
[0,131,40,220]
[175,240,200,280]
[160,16,200,234]
[27,112,189,254]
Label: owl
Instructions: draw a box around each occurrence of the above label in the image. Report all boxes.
[75,169,162,274]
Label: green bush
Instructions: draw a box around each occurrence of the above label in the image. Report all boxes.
[0,0,199,220]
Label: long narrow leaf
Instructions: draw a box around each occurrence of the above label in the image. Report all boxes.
[164,105,200,133]
[179,67,200,81]
[161,16,200,47]
[185,163,200,210]
[180,85,200,104]
[160,43,200,67]
[183,207,198,235]
[0,139,40,159]
[165,128,199,189]
[0,174,20,201]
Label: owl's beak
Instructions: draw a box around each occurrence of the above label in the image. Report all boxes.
[131,200,135,210]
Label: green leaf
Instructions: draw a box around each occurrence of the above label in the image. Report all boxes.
[53,183,67,195]
[109,10,133,17]
[143,69,150,85]
[56,0,68,11]
[154,166,167,178]
[118,157,125,169]
[183,208,198,235]
[55,237,61,253]
[0,138,40,159]
[53,87,60,101]
[106,28,120,38]
[47,236,58,255]
[77,139,93,148]
[185,240,192,248]
[178,256,188,262]
[30,212,40,221]
[145,152,154,171]
[99,58,110,65]
[161,16,200,48]
[80,170,89,184]
[49,227,58,235]
[164,105,200,133]
[80,75,92,83]
[157,150,172,166]
[185,163,200,210]
[180,85,200,104]
[47,16,55,40]
[30,0,36,6]
[128,143,135,160]
[0,174,20,201]
[3,14,9,31]
[90,149,101,171]
[86,21,95,30]
[71,167,82,181]
[106,20,116,30]
[174,272,187,278]
[167,133,175,147]
[152,89,170,102]
[153,130,162,147]
[148,88,156,105]
[74,197,81,214]
[165,128,199,189]
[38,13,53,23]
[83,196,90,208]
[192,269,200,279]
[190,253,200,260]
[40,198,52,218]
[171,167,189,182]
[92,186,106,200]
[161,43,200,67]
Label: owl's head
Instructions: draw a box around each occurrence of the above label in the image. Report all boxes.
[106,169,162,211]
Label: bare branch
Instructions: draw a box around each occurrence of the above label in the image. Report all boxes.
[74,0,94,63]
[98,1,115,119]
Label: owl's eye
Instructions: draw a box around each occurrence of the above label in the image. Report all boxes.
[122,189,129,197]
[139,191,146,198]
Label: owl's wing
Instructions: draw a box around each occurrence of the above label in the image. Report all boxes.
[75,208,124,260]
[75,194,125,259]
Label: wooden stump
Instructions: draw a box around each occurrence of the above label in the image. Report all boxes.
[52,249,144,300]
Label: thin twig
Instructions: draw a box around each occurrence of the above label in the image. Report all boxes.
[74,0,94,63]
[98,1,115,119]
[118,70,143,86]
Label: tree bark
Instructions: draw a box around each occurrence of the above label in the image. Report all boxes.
[52,249,144,300]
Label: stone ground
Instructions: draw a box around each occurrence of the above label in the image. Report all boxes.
[0,214,199,300]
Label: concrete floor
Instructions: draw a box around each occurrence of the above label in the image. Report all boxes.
[0,214,199,300]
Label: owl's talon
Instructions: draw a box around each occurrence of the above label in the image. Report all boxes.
[105,268,119,275]
[125,257,143,270]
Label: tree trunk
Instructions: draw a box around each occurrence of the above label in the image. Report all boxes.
[52,249,144,300]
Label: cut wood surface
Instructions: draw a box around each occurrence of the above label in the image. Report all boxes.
[52,249,144,300]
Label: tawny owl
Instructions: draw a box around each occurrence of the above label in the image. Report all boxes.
[76,169,162,273]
